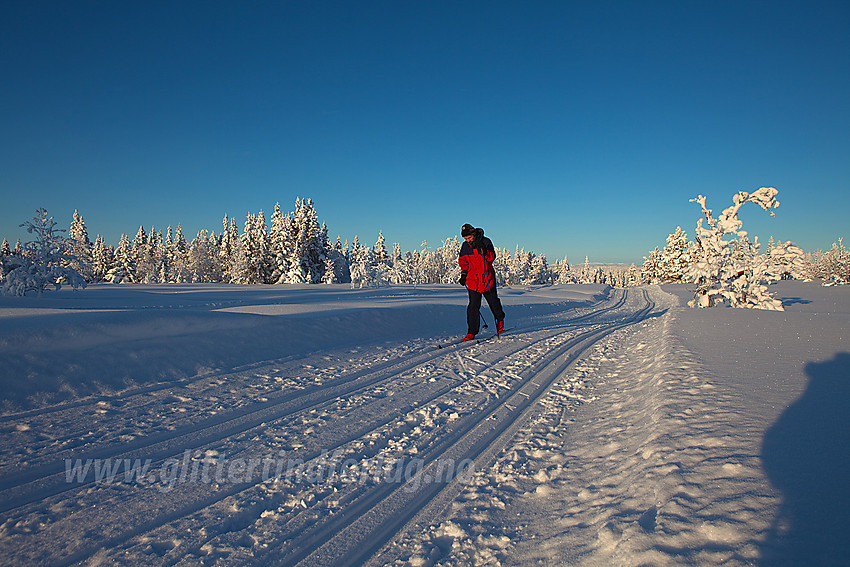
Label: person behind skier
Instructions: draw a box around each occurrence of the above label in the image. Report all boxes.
[459,224,505,341]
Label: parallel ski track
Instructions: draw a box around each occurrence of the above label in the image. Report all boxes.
[0,290,619,424]
[268,289,656,567]
[37,318,639,566]
[0,290,627,519]
[0,289,648,566]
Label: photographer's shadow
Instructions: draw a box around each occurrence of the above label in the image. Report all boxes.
[761,353,850,566]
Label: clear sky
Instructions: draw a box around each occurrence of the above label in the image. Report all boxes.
[2,0,848,264]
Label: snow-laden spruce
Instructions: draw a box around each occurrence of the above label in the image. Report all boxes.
[1,208,87,296]
[687,188,804,310]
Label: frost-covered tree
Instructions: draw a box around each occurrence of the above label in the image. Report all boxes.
[349,234,392,288]
[268,202,293,284]
[188,229,222,282]
[576,256,591,284]
[91,235,112,282]
[641,247,662,284]
[374,231,389,266]
[807,238,849,285]
[688,187,787,310]
[553,256,575,284]
[68,210,94,281]
[0,238,12,282]
[388,241,409,284]
[348,237,372,288]
[527,253,553,285]
[626,263,641,286]
[131,226,159,283]
[434,237,462,284]
[154,227,170,283]
[234,212,270,284]
[331,235,351,283]
[228,237,251,284]
[2,208,87,296]
[106,233,137,283]
[168,225,191,283]
[508,246,530,285]
[320,250,340,284]
[219,214,239,283]
[284,198,327,284]
[658,226,690,283]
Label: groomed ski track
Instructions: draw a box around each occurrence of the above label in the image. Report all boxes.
[0,286,661,566]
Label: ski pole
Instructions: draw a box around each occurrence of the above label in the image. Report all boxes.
[479,309,489,329]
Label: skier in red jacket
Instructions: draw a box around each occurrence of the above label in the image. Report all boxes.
[459,224,505,341]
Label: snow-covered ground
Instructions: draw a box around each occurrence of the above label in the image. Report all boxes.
[0,281,847,566]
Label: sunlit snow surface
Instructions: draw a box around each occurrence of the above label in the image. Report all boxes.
[0,282,847,566]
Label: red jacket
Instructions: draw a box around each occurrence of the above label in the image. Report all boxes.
[459,233,497,293]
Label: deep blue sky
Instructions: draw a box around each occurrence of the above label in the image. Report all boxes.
[2,1,848,264]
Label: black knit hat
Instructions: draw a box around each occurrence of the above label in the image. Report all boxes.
[461,223,475,237]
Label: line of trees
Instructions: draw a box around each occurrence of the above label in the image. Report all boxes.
[3,194,846,298]
[1,199,586,294]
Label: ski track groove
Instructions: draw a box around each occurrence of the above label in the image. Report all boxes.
[0,291,623,502]
[0,297,618,512]
[152,304,643,567]
[0,288,657,566]
[293,289,657,567]
[0,292,617,425]
[141,289,651,567]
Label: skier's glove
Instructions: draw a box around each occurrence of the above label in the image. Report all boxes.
[459,272,467,286]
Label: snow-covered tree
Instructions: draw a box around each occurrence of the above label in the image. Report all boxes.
[67,210,94,281]
[807,238,850,285]
[553,256,575,284]
[188,229,222,282]
[434,237,462,284]
[2,208,87,296]
[0,238,12,282]
[348,236,370,288]
[331,236,351,283]
[388,241,409,285]
[762,237,806,282]
[688,187,786,310]
[374,231,389,266]
[641,247,662,284]
[219,214,239,283]
[284,198,327,284]
[106,234,137,283]
[91,235,112,282]
[268,202,293,284]
[169,225,191,283]
[626,263,641,286]
[527,253,553,285]
[132,226,159,283]
[658,226,690,283]
[349,234,392,288]
[508,246,530,285]
[228,237,251,284]
[237,212,271,284]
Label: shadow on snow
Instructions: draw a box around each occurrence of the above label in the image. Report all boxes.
[760,352,850,566]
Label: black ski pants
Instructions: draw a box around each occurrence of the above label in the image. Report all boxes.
[467,287,505,335]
